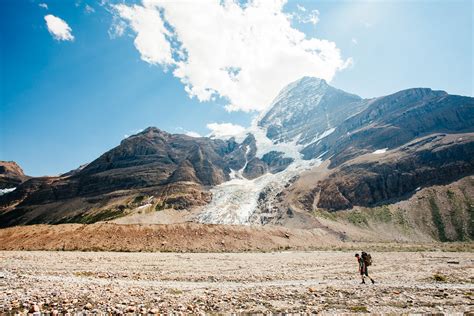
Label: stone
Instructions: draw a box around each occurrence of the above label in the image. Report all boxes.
[29,304,40,313]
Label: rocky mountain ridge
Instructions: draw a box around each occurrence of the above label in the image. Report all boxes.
[0,161,29,192]
[1,77,473,236]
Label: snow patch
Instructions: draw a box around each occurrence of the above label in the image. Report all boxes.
[134,203,152,212]
[373,148,388,154]
[0,187,16,196]
[250,124,303,160]
[229,145,251,180]
[308,127,335,145]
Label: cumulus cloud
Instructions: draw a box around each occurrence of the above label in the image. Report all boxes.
[44,14,74,41]
[206,123,246,140]
[39,3,48,9]
[112,0,350,112]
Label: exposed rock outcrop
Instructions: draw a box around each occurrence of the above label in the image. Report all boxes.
[0,161,28,189]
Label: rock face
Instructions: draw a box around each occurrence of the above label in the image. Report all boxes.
[301,88,474,166]
[249,79,474,221]
[1,77,473,229]
[314,133,474,210]
[259,77,365,145]
[0,161,28,189]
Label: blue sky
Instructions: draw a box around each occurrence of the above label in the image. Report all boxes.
[0,0,472,176]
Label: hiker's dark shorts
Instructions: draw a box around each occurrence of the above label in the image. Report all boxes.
[360,268,368,276]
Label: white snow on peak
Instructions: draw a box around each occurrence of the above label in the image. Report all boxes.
[0,187,16,196]
[258,77,327,123]
[373,148,388,154]
[248,123,303,160]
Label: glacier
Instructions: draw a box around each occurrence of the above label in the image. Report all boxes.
[197,123,324,225]
[197,155,322,225]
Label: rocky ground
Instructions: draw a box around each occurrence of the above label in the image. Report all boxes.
[1,251,473,314]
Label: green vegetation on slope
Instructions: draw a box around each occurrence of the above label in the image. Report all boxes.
[446,189,466,241]
[428,196,448,242]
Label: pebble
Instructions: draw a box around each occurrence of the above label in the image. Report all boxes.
[29,304,40,313]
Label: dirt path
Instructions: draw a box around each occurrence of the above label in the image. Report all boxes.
[1,251,473,314]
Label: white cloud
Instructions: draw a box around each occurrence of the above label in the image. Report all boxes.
[123,128,144,139]
[108,16,127,38]
[293,5,319,25]
[185,131,201,138]
[175,127,201,138]
[114,4,173,65]
[112,0,350,112]
[343,57,354,69]
[206,123,246,140]
[44,14,74,41]
[39,3,48,9]
[296,4,306,12]
[351,37,358,45]
[85,4,95,14]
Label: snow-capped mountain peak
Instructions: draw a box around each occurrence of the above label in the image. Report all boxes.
[258,76,364,145]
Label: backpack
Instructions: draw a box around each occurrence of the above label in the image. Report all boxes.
[361,251,372,266]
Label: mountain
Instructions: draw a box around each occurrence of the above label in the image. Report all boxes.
[1,77,473,240]
[0,161,29,191]
[252,80,473,225]
[0,128,280,226]
[258,77,366,145]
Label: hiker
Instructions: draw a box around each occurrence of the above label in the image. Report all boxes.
[355,252,375,284]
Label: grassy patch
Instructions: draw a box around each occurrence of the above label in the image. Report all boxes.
[155,201,167,211]
[312,209,338,221]
[73,271,95,277]
[460,188,474,240]
[369,205,392,223]
[446,189,455,200]
[81,208,124,223]
[394,208,410,230]
[432,273,447,282]
[132,195,145,205]
[61,207,125,224]
[428,196,448,242]
[349,306,368,313]
[446,190,466,241]
[347,211,368,226]
[168,289,183,295]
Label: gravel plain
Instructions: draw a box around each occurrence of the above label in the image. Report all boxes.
[1,250,473,314]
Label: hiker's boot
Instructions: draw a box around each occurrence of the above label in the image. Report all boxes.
[361,280,366,284]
